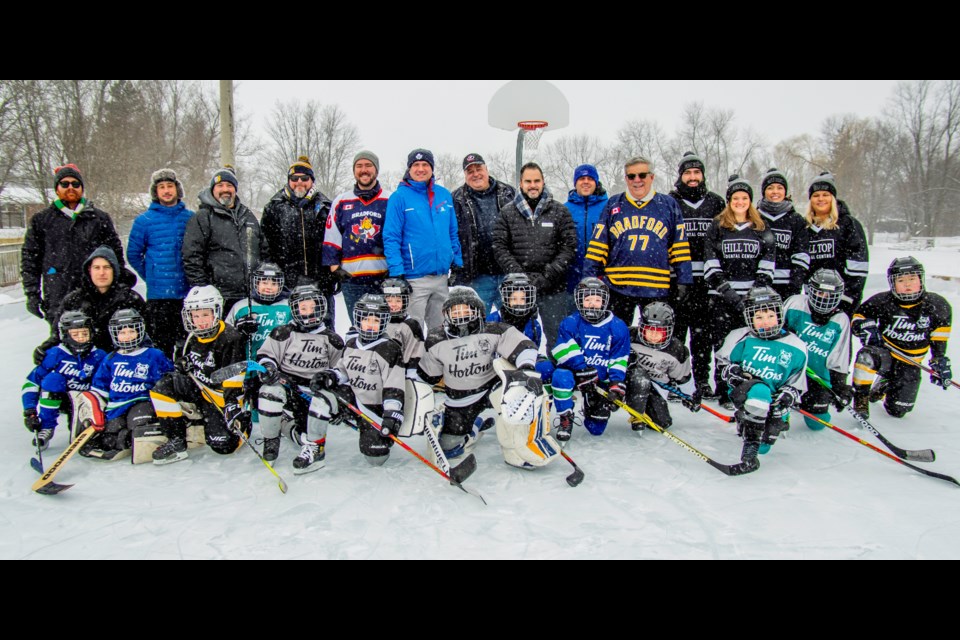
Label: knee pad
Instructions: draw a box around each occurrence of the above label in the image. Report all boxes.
[207,432,239,454]
[884,400,912,418]
[257,385,287,417]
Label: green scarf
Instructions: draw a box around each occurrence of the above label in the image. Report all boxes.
[54,197,87,219]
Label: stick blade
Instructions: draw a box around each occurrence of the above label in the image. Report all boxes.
[565,467,585,487]
[30,457,43,474]
[904,449,936,463]
[449,454,477,485]
[35,481,74,495]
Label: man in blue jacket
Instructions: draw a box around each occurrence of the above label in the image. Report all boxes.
[127,169,195,356]
[383,149,463,331]
[564,164,608,311]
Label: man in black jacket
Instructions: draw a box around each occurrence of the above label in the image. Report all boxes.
[182,167,269,313]
[21,164,125,330]
[492,162,577,350]
[451,153,516,312]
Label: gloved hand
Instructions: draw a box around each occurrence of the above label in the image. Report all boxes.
[258,360,280,385]
[333,268,352,283]
[223,403,247,429]
[26,295,44,319]
[832,382,854,410]
[721,363,747,386]
[675,284,690,307]
[380,410,404,437]
[773,386,801,411]
[32,346,47,366]
[716,282,743,311]
[515,366,545,396]
[930,355,952,390]
[23,409,41,432]
[606,381,626,405]
[853,318,880,347]
[234,313,259,336]
[175,356,191,375]
[681,386,703,413]
[447,266,465,287]
[310,369,341,395]
[574,367,599,389]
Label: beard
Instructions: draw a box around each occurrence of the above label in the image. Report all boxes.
[293,186,308,198]
[218,194,234,207]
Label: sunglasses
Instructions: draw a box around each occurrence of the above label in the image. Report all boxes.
[289,175,312,183]
[59,180,82,189]
[626,172,652,181]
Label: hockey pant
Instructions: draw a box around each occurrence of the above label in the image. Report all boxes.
[258,382,329,447]
[88,401,158,453]
[535,361,614,435]
[149,371,245,455]
[673,284,714,386]
[730,379,790,450]
[317,385,394,463]
[800,377,834,430]
[852,346,921,418]
[35,372,77,432]
[710,297,746,390]
[625,366,673,431]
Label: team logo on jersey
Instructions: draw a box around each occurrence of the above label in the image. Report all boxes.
[822,328,836,343]
[135,363,150,379]
[368,359,381,375]
[918,316,931,329]
[778,352,793,367]
[204,352,216,369]
[477,338,492,355]
[350,217,381,241]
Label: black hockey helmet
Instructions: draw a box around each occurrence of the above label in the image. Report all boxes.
[887,256,925,302]
[806,268,845,316]
[574,277,609,323]
[353,294,391,343]
[381,277,412,319]
[499,273,537,316]
[109,308,146,351]
[59,310,94,357]
[742,286,784,339]
[251,262,284,303]
[639,301,675,350]
[289,284,326,330]
[442,286,485,338]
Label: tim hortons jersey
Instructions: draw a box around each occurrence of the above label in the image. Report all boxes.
[257,323,344,387]
[716,327,809,395]
[782,294,851,381]
[386,317,425,377]
[629,333,692,385]
[853,292,952,359]
[332,337,405,414]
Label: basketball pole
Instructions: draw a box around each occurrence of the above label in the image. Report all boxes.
[515,129,526,186]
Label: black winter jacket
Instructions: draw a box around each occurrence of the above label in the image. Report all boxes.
[182,190,269,300]
[261,186,333,291]
[20,201,125,317]
[452,178,516,279]
[492,190,577,295]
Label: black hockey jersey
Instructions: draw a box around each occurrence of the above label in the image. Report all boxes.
[853,291,952,359]
[668,190,725,280]
[758,204,810,297]
[176,321,247,404]
[703,221,777,295]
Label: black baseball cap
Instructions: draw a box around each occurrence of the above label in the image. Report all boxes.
[462,153,485,170]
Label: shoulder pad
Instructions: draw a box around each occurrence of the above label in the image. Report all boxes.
[270,325,293,341]
[324,329,345,349]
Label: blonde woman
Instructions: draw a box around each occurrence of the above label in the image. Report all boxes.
[704,175,777,406]
[805,172,869,317]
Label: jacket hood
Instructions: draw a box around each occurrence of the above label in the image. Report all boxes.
[199,187,245,213]
[81,245,137,291]
[567,184,608,205]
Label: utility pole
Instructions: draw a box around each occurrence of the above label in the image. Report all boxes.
[219,80,235,167]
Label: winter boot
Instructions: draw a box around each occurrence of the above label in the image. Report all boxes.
[554,410,575,442]
[698,381,718,399]
[262,437,281,462]
[292,440,325,475]
[152,435,187,465]
[32,428,54,452]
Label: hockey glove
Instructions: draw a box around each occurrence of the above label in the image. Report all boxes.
[681,387,703,413]
[773,386,802,411]
[26,294,44,319]
[32,345,47,366]
[174,356,192,376]
[258,360,280,386]
[223,403,246,430]
[447,266,464,287]
[606,382,626,405]
[380,410,404,437]
[234,313,259,337]
[716,282,744,311]
[853,318,880,347]
[310,369,341,395]
[675,284,690,307]
[574,367,599,389]
[832,383,853,410]
[721,363,747,386]
[930,355,952,390]
[333,267,352,283]
[23,409,41,432]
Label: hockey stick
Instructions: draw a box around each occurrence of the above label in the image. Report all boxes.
[30,432,44,474]
[592,386,751,476]
[650,380,736,423]
[884,345,960,390]
[559,450,585,487]
[332,391,486,504]
[793,407,958,487]
[804,367,935,463]
[189,373,288,494]
[32,391,105,495]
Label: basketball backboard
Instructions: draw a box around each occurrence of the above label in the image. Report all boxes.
[488,80,570,132]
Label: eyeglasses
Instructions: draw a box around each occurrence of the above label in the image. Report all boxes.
[58,180,82,189]
[626,172,652,181]
[289,175,311,183]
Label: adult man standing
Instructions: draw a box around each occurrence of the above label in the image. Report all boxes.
[21,164,125,330]
[383,149,462,331]
[261,157,334,319]
[451,153,516,312]
[323,150,390,314]
[182,167,268,314]
[584,156,692,326]
[564,163,609,303]
[492,162,577,350]
[668,152,726,397]
[127,168,195,356]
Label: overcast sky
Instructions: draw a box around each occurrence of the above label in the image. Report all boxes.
[236,80,901,177]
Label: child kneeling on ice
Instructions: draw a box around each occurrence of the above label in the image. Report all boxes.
[717,286,808,473]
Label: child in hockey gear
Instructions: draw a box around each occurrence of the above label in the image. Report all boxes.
[225,262,291,356]
[149,285,248,464]
[850,257,952,419]
[538,277,630,440]
[717,287,808,473]
[255,285,344,467]
[782,269,852,430]
[22,310,107,450]
[381,278,425,378]
[83,308,173,459]
[626,301,697,433]
[486,273,543,347]
[309,294,403,468]
[416,287,556,469]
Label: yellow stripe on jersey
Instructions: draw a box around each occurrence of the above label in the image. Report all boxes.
[931,326,952,341]
[607,275,672,288]
[883,336,928,356]
[606,266,671,276]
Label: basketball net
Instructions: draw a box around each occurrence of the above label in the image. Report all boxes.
[519,120,548,153]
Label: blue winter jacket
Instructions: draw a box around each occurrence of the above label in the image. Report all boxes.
[564,187,609,292]
[127,201,194,299]
[383,178,462,279]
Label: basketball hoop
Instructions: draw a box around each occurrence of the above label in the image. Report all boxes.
[518,120,549,151]
[488,81,570,183]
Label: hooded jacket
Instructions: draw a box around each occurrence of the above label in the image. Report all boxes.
[383,178,462,279]
[564,184,609,292]
[127,200,194,300]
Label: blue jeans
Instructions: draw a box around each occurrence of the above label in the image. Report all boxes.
[463,274,502,315]
[341,280,383,321]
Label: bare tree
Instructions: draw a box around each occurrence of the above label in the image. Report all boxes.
[539,134,609,194]
[612,119,670,194]
[434,152,462,190]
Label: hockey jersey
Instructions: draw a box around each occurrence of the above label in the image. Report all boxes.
[226,295,292,357]
[92,347,174,420]
[782,294,850,385]
[806,208,869,309]
[552,312,631,383]
[853,291,952,359]
[758,205,810,297]
[487,309,542,349]
[176,321,247,404]
[417,323,538,407]
[22,345,107,411]
[584,192,692,297]
[629,332,692,385]
[716,328,809,394]
[669,190,725,280]
[386,317,425,378]
[322,186,391,280]
[703,221,777,296]
[331,337,405,416]
[257,322,344,387]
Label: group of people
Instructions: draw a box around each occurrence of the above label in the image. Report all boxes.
[18,149,954,478]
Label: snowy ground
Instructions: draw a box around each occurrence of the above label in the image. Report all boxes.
[2,245,960,559]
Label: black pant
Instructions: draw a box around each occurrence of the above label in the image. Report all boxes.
[672,283,713,386]
[608,290,661,327]
[147,299,186,359]
[152,371,241,454]
[710,296,745,389]
[853,346,922,417]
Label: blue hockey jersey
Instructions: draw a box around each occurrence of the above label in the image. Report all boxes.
[551,311,631,382]
[487,309,542,349]
[92,348,174,420]
[22,345,107,411]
